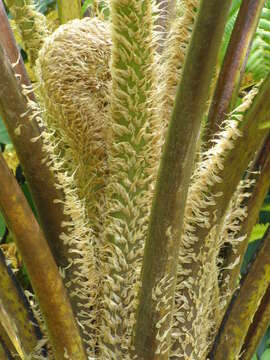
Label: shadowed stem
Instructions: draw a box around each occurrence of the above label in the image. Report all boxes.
[204,0,265,146]
[241,283,270,360]
[0,153,87,360]
[210,226,270,360]
[134,0,232,358]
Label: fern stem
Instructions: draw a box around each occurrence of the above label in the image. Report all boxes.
[210,226,270,360]
[0,250,41,358]
[99,0,159,357]
[204,0,265,145]
[241,283,270,360]
[221,133,270,306]
[134,1,232,358]
[0,23,71,276]
[56,0,81,23]
[0,153,87,360]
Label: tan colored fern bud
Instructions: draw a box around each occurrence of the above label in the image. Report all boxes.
[35,17,111,356]
[170,86,260,359]
[36,17,111,233]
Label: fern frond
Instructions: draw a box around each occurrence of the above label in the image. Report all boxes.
[246,1,270,80]
[249,223,269,242]
[171,82,267,359]
[99,0,160,357]
[158,0,198,134]
[35,18,111,356]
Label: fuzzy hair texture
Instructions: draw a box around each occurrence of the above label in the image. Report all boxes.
[170,87,259,359]
[158,0,198,136]
[24,291,55,360]
[36,17,111,234]
[8,0,49,67]
[98,0,162,358]
[34,17,112,357]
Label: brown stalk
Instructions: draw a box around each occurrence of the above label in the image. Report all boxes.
[0,153,87,360]
[204,0,265,146]
[210,226,270,360]
[134,0,232,358]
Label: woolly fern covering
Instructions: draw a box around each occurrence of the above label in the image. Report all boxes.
[99,0,161,357]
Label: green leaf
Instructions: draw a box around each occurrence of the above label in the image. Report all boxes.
[261,348,270,360]
[81,0,94,16]
[249,223,269,242]
[261,202,270,211]
[0,117,11,144]
[246,1,270,80]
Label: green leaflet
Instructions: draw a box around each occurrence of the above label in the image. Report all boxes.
[249,223,269,242]
[246,1,270,80]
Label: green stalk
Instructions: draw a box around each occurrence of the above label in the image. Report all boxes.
[134,1,232,358]
[0,21,71,273]
[204,0,265,145]
[0,250,40,358]
[4,0,48,67]
[0,153,87,360]
[241,283,270,360]
[99,0,159,357]
[57,0,81,23]
[221,133,270,305]
[210,226,270,360]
